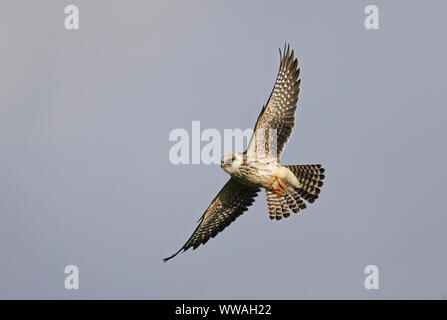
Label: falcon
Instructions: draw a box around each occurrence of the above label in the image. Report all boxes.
[163,43,325,262]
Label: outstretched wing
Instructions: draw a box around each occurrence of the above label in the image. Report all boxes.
[246,43,301,160]
[163,178,259,262]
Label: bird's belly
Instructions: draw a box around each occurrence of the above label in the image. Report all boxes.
[236,163,278,188]
[247,174,276,188]
[235,163,301,190]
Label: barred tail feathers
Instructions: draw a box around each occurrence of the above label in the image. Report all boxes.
[283,164,325,204]
[265,164,325,221]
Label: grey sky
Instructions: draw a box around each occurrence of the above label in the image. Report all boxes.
[0,1,446,299]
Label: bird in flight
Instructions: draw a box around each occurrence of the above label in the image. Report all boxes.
[163,43,325,262]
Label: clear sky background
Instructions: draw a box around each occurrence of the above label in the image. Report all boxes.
[1,1,446,299]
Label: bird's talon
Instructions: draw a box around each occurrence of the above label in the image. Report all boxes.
[276,177,288,190]
[272,187,285,197]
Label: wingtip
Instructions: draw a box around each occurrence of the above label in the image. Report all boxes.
[162,248,184,262]
[279,42,295,61]
[279,42,289,56]
[162,255,175,263]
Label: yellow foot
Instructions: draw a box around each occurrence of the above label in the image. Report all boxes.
[276,177,288,190]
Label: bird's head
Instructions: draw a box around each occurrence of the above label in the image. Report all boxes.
[221,152,243,175]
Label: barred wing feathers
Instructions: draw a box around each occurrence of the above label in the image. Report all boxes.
[246,43,301,160]
[163,178,259,262]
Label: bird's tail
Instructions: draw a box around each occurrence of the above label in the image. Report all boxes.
[265,164,325,220]
[284,164,325,204]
